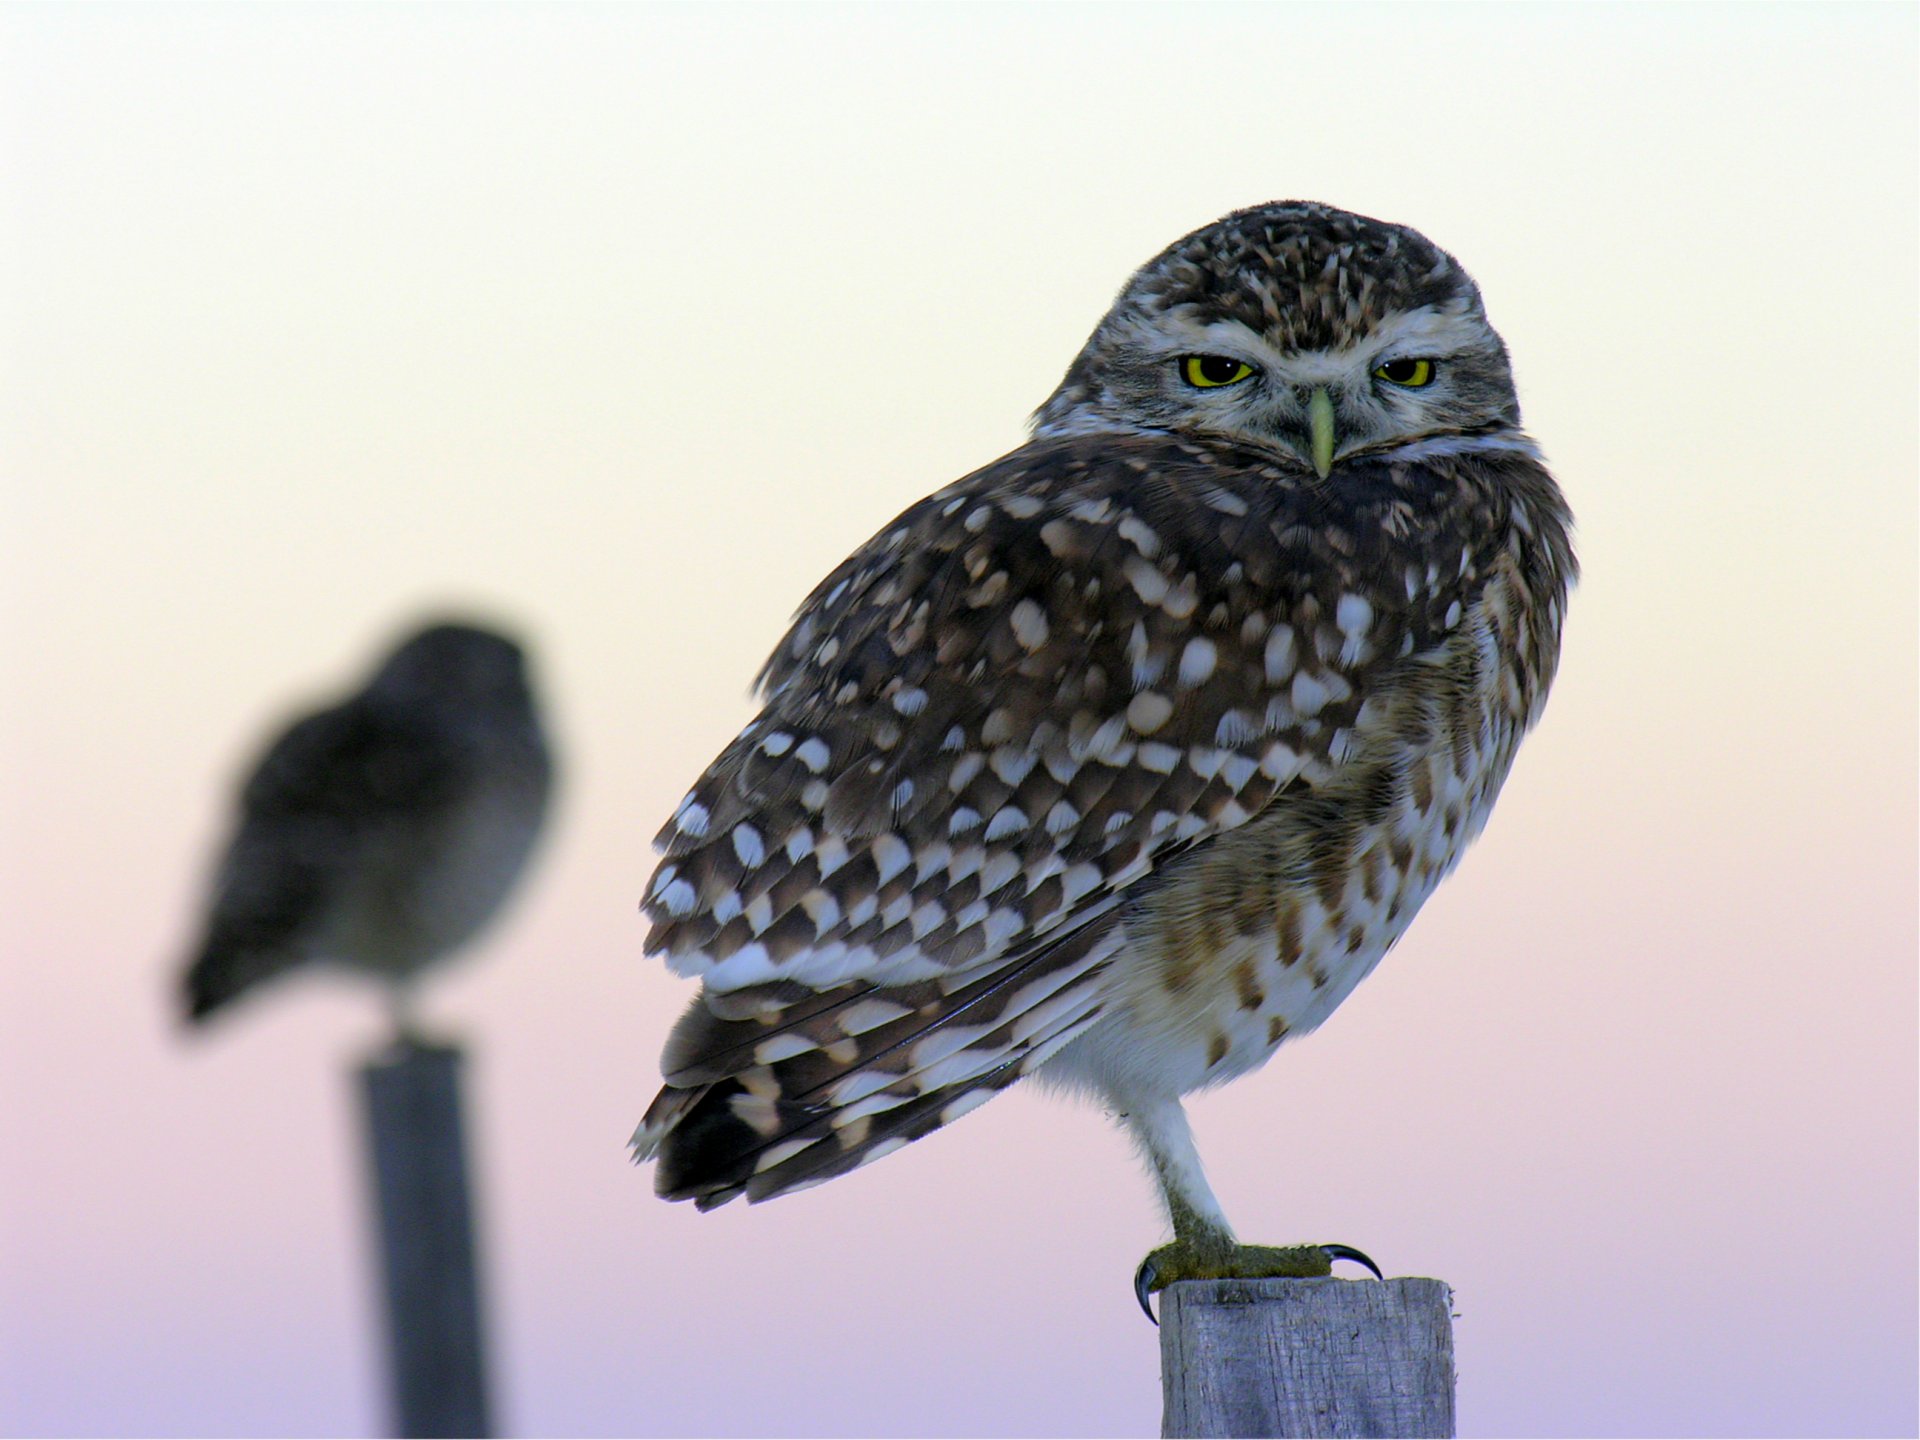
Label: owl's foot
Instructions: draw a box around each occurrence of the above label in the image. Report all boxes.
[1132,1241,1382,1323]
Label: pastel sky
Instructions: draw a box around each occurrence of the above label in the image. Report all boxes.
[3,5,1914,1437]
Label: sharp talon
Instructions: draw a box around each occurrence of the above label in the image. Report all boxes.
[1322,1243,1383,1281]
[1133,1259,1159,1325]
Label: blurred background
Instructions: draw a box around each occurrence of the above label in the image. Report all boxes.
[2,4,1914,1436]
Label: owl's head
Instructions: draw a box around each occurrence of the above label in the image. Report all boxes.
[1034,202,1522,475]
[374,620,535,711]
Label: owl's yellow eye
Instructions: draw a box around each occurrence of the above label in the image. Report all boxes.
[1182,355,1256,388]
[1372,357,1436,388]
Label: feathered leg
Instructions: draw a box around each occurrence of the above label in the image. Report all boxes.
[1123,1098,1379,1322]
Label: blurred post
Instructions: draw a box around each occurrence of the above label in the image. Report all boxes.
[360,1039,492,1439]
[1158,1277,1454,1439]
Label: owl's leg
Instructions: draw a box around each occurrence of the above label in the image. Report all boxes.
[1126,1098,1237,1252]
[385,978,425,1050]
[1124,1099,1379,1322]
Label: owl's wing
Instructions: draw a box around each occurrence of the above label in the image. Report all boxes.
[637,430,1503,1205]
[182,693,473,1021]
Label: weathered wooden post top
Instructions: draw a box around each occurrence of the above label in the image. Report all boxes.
[1157,1276,1456,1439]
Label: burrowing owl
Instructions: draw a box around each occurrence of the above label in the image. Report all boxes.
[632,202,1575,1306]
[183,621,553,1029]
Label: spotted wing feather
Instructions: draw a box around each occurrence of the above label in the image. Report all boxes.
[638,428,1566,1200]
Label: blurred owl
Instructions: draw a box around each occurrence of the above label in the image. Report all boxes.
[632,202,1575,1299]
[182,621,553,1030]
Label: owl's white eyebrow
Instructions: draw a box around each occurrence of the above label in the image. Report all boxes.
[1359,303,1488,359]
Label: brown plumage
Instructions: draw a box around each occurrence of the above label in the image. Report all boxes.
[183,622,552,1027]
[632,202,1575,1261]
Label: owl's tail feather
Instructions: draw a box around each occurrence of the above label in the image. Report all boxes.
[181,940,288,1024]
[632,915,1122,1208]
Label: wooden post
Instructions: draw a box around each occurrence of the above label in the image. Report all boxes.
[360,1039,492,1439]
[1159,1277,1455,1439]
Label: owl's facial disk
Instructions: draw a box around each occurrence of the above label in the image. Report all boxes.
[1077,299,1519,475]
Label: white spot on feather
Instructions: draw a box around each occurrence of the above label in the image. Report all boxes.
[872,834,911,884]
[831,1069,897,1106]
[732,824,765,868]
[1138,742,1180,773]
[1221,754,1259,791]
[800,889,842,932]
[1178,638,1217,688]
[1061,863,1102,905]
[910,1024,990,1071]
[1264,625,1298,683]
[815,835,850,877]
[1215,709,1256,745]
[991,748,1037,786]
[911,900,948,938]
[980,851,1021,895]
[839,998,912,1034]
[983,909,1024,948]
[753,1138,817,1173]
[1117,514,1161,556]
[1127,691,1173,734]
[1123,556,1168,605]
[755,1033,820,1065]
[914,842,951,882]
[835,1092,912,1126]
[1010,599,1050,651]
[985,807,1029,841]
[949,752,986,792]
[1291,673,1333,717]
[707,942,777,991]
[1188,747,1226,780]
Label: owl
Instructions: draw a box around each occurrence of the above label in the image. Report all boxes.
[182,621,553,1032]
[632,202,1575,1311]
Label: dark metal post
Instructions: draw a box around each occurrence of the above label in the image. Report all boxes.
[360,1039,492,1439]
[1159,1277,1455,1439]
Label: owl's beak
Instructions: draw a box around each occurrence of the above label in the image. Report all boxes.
[1307,388,1336,479]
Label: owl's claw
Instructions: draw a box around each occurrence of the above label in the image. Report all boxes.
[1131,1242,1384,1324]
[1322,1243,1384,1281]
[1134,1258,1159,1323]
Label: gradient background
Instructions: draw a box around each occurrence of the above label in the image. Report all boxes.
[3,5,1915,1436]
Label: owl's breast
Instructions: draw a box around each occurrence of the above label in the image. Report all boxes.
[1047,563,1560,1104]
[327,745,551,978]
